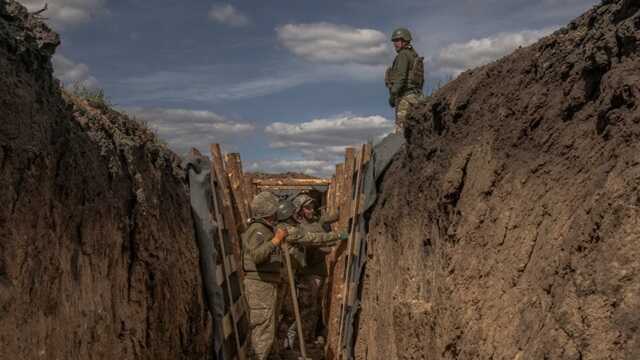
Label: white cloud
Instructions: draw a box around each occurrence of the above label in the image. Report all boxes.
[19,0,108,27]
[52,54,99,89]
[122,107,255,155]
[266,114,392,149]
[277,22,391,65]
[208,3,249,27]
[261,114,393,176]
[431,27,557,76]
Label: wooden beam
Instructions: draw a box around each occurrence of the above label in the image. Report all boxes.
[210,144,242,270]
[243,173,256,213]
[253,178,332,187]
[254,185,330,191]
[337,144,366,358]
[209,146,243,360]
[225,153,250,232]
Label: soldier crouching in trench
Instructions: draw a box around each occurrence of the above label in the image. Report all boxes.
[385,27,424,134]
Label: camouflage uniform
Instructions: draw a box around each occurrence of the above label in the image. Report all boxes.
[243,220,285,360]
[387,28,422,134]
[283,210,341,347]
[297,213,339,342]
[243,192,285,360]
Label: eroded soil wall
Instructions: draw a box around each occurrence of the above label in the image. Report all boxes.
[0,2,212,358]
[355,1,640,358]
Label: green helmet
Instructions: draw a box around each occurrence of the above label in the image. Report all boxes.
[251,192,279,219]
[391,28,412,42]
[292,194,315,213]
[276,200,296,221]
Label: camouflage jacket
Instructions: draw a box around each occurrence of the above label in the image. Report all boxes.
[388,46,419,99]
[242,220,284,283]
[290,213,341,277]
[281,219,341,273]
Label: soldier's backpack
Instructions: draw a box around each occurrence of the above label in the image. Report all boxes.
[408,55,425,91]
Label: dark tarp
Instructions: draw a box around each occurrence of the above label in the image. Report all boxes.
[183,153,226,360]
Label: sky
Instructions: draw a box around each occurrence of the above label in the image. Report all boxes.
[19,0,598,177]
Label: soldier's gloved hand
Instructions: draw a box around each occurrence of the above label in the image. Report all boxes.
[272,227,288,246]
[339,232,349,241]
[388,96,395,108]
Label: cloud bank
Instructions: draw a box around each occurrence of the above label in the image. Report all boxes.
[277,22,391,65]
[20,0,108,28]
[431,27,557,76]
[52,54,99,89]
[208,3,250,27]
[123,107,255,155]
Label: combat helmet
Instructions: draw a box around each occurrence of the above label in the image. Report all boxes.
[251,191,279,219]
[292,194,315,213]
[391,27,412,42]
[276,200,296,221]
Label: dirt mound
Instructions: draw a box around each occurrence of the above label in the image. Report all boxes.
[356,1,640,359]
[0,2,211,359]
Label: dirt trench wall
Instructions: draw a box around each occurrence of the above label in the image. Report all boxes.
[355,1,640,359]
[0,2,212,359]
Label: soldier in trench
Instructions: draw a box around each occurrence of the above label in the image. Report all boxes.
[242,191,288,360]
[243,193,346,359]
[385,27,424,134]
[281,194,345,350]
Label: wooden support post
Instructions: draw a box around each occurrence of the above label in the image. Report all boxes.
[225,153,250,232]
[209,149,245,360]
[243,173,256,208]
[210,144,242,270]
[341,148,355,231]
[337,144,366,359]
[333,164,344,232]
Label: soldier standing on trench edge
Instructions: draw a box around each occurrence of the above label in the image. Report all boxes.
[386,27,424,134]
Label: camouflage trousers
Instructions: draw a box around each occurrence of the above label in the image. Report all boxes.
[283,274,324,347]
[395,93,420,134]
[244,278,285,360]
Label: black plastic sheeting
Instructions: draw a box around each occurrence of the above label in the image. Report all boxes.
[183,153,226,360]
[341,133,405,359]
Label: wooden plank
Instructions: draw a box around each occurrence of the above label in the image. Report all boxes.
[210,144,244,360]
[210,144,242,268]
[341,148,355,231]
[216,264,225,286]
[337,144,366,358]
[254,185,330,191]
[225,153,250,232]
[325,152,354,359]
[253,178,332,186]
[333,164,344,232]
[243,173,256,205]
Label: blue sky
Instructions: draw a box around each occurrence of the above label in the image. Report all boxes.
[20,0,597,176]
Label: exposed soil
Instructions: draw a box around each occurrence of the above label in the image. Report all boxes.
[355,1,640,359]
[0,2,212,359]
